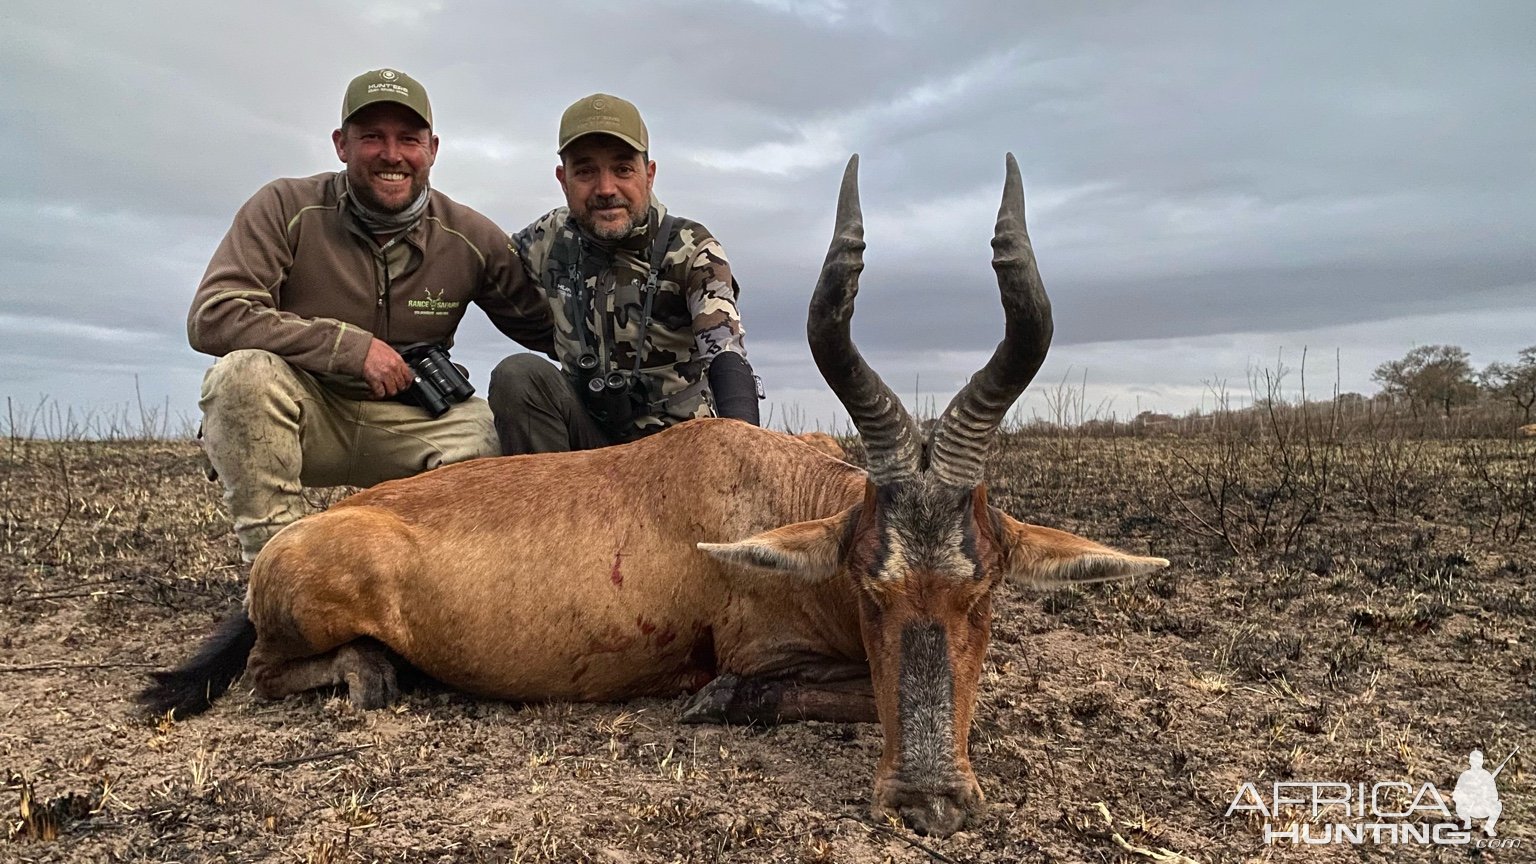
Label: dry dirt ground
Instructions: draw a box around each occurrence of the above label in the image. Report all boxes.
[1,432,1532,863]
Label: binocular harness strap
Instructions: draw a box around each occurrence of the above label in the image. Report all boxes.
[630,213,679,379]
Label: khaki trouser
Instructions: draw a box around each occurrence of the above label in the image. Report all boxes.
[200,349,498,562]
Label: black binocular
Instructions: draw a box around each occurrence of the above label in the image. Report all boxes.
[575,352,646,438]
[397,343,474,418]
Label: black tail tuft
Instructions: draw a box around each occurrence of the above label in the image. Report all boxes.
[136,606,256,718]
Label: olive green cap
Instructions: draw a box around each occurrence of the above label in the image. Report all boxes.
[558,93,648,154]
[342,68,432,127]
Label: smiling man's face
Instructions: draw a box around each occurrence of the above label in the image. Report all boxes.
[333,102,438,214]
[557,135,656,240]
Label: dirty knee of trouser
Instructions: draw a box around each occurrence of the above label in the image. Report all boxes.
[204,350,299,401]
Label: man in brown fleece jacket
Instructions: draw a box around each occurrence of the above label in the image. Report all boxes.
[188,69,554,563]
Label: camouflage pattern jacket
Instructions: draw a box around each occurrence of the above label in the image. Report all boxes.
[513,200,749,439]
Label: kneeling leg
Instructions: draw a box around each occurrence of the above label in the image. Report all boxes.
[681,673,876,725]
[248,637,399,709]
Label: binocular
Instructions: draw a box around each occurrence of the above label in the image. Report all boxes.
[575,352,646,438]
[398,343,474,417]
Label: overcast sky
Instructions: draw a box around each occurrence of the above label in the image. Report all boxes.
[2,1,1533,435]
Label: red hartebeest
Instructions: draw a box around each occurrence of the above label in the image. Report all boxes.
[141,154,1168,837]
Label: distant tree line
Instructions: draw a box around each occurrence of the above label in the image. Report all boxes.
[1373,344,1536,421]
[1018,343,1535,439]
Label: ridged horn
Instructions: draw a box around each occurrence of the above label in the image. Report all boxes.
[808,154,922,484]
[927,153,1054,487]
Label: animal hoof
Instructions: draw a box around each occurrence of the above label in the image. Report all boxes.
[680,674,739,724]
[348,676,396,709]
[342,650,399,709]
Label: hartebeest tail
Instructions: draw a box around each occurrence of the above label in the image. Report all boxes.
[137,607,256,717]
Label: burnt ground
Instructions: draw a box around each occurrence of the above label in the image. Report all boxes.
[0,431,1532,863]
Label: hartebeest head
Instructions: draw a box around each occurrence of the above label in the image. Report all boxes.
[702,155,1167,836]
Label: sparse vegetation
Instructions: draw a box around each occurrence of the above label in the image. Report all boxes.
[1,389,1532,860]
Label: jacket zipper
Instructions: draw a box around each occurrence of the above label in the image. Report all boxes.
[374,247,390,340]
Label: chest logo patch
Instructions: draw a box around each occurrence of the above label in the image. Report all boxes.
[408,287,461,317]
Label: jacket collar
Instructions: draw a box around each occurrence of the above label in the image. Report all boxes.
[332,172,434,250]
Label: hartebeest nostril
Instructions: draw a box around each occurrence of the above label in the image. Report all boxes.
[880,782,979,838]
[878,776,981,838]
[900,795,968,838]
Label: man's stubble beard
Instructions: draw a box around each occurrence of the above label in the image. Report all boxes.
[350,165,428,215]
[581,195,647,241]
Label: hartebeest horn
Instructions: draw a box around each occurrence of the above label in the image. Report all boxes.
[809,154,922,484]
[927,153,1054,487]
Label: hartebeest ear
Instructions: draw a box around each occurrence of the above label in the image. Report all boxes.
[697,505,856,583]
[994,511,1169,586]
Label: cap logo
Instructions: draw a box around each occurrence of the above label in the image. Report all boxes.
[380,69,399,81]
[557,93,645,152]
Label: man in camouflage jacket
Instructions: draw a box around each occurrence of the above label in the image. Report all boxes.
[489,94,762,453]
[189,69,553,562]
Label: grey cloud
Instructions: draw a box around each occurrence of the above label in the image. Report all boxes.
[3,0,1533,430]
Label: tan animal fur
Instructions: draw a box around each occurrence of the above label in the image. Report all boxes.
[790,431,848,460]
[246,422,868,703]
[245,421,1151,705]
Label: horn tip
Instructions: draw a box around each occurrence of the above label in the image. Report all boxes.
[1000,152,1024,210]
[837,154,863,217]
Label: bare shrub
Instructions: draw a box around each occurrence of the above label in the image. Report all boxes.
[1139,356,1345,558]
[1456,438,1536,544]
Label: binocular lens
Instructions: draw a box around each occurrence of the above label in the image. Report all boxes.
[395,343,474,418]
[577,353,598,371]
[605,372,627,391]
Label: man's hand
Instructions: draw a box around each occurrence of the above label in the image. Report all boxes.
[363,339,415,399]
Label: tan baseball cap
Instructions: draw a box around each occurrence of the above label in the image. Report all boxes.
[342,68,432,127]
[558,93,648,154]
